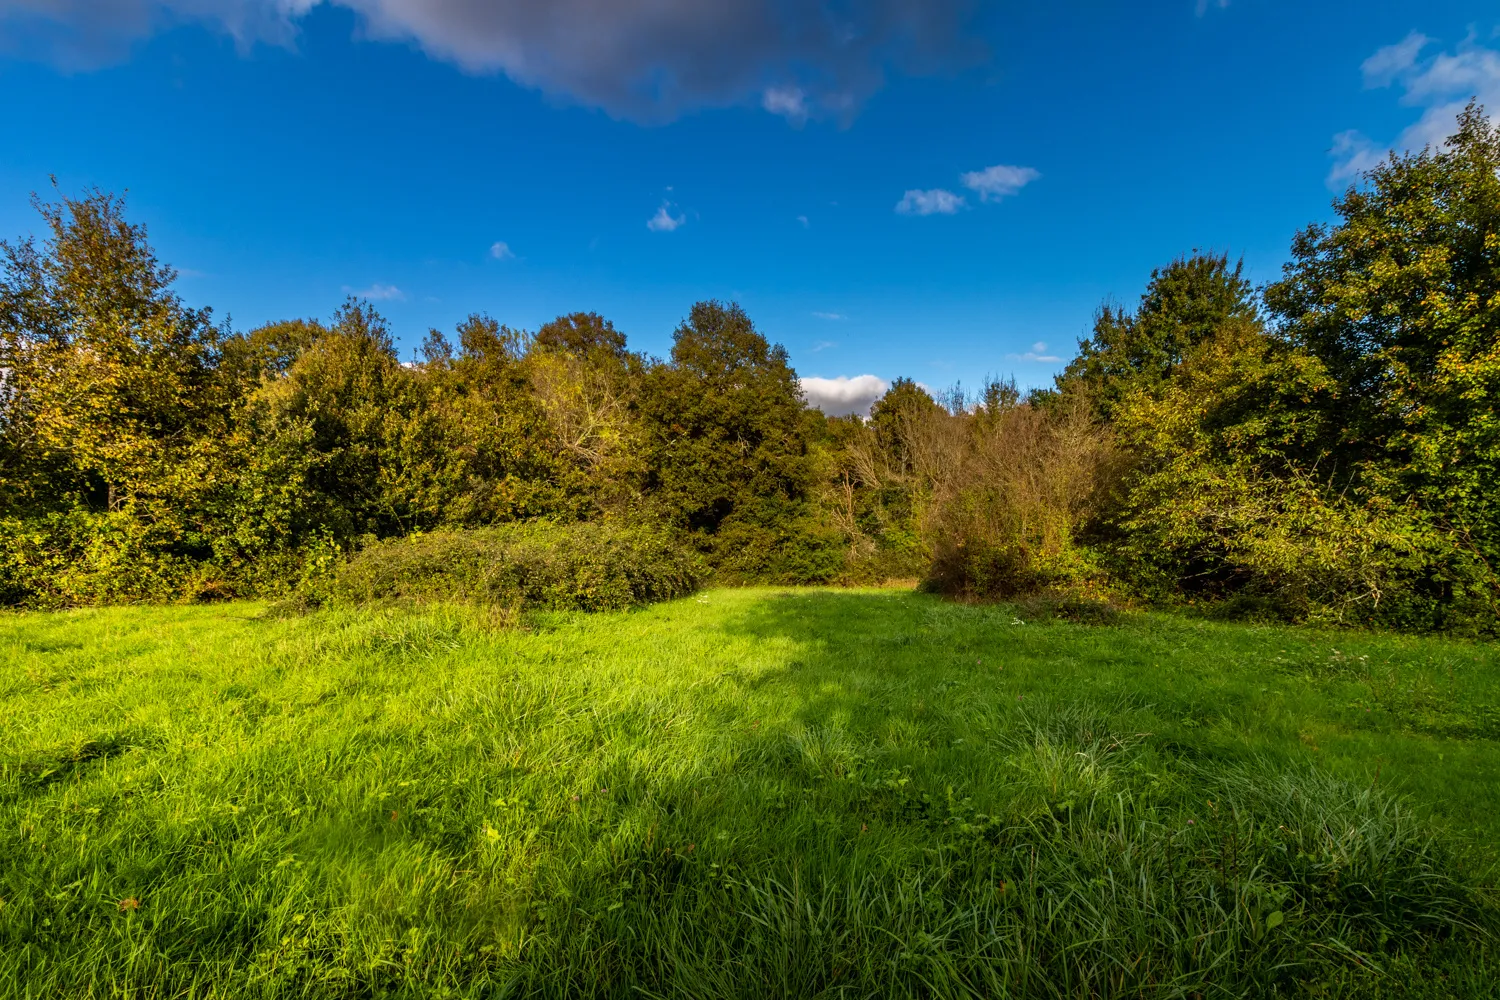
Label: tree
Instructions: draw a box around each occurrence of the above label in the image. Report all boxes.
[1063,251,1259,417]
[639,301,832,577]
[0,188,229,520]
[1265,101,1500,577]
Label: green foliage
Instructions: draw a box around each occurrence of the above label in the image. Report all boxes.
[638,301,820,577]
[1266,102,1500,583]
[1063,251,1260,418]
[325,521,704,612]
[2,591,1497,997]
[0,189,234,574]
[8,136,1500,629]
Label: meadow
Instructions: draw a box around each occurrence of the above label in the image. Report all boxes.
[2,588,1498,998]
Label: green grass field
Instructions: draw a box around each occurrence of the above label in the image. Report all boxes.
[2,588,1498,998]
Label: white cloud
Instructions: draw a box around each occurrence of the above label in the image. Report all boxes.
[810,340,836,352]
[647,201,686,232]
[344,282,406,301]
[895,188,965,216]
[1006,340,1062,363]
[489,240,515,260]
[762,84,808,124]
[0,0,979,123]
[960,163,1040,201]
[1362,31,1430,87]
[799,374,888,417]
[1194,0,1229,16]
[812,311,846,321]
[796,214,810,228]
[1331,33,1500,186]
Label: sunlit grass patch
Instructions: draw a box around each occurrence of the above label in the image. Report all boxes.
[1,588,1497,997]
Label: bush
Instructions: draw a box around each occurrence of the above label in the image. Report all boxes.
[0,511,200,609]
[918,394,1121,601]
[323,521,705,612]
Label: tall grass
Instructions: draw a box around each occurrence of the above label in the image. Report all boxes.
[1,590,1496,997]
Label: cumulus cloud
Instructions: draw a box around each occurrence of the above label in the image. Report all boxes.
[895,188,965,216]
[344,281,405,301]
[489,240,514,260]
[0,0,981,122]
[646,201,686,232]
[960,163,1040,201]
[800,374,888,418]
[1330,32,1500,186]
[1006,341,1061,363]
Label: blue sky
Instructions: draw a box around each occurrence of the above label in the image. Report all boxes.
[2,1,1498,414]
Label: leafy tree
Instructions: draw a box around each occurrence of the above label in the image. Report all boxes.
[532,311,628,360]
[639,301,833,578]
[1265,101,1500,586]
[1064,251,1259,417]
[0,188,228,520]
[867,377,939,473]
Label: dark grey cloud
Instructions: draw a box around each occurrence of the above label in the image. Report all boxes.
[0,0,982,121]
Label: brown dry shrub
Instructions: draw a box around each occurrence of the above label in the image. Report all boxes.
[913,393,1122,600]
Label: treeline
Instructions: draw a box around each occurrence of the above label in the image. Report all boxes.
[3,105,1498,630]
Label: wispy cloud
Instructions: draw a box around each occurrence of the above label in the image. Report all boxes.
[647,201,686,232]
[1362,31,1432,87]
[799,374,888,417]
[1330,32,1500,186]
[812,311,847,321]
[1006,341,1062,363]
[489,240,515,260]
[895,188,965,216]
[796,214,810,228]
[1194,0,1229,16]
[344,282,407,302]
[762,84,808,124]
[810,340,837,352]
[960,163,1040,202]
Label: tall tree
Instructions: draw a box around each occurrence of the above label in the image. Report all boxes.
[639,301,821,573]
[0,188,228,522]
[1265,101,1500,569]
[1063,251,1260,417]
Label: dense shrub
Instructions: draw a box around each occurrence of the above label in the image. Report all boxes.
[323,521,704,612]
[917,393,1121,601]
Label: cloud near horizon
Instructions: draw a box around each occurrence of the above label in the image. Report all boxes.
[344,281,405,301]
[1329,31,1500,185]
[1006,340,1061,363]
[0,0,982,123]
[800,374,888,417]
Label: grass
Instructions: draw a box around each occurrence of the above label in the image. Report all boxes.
[1,587,1498,998]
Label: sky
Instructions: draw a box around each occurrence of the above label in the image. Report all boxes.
[1,1,1498,416]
